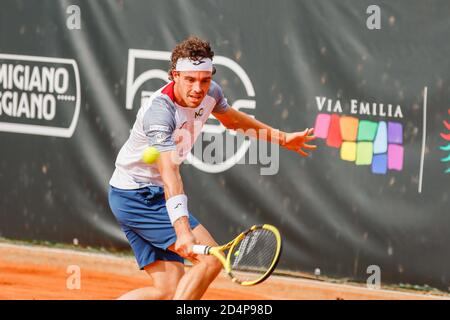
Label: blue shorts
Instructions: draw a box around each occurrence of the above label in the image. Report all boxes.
[108,185,200,269]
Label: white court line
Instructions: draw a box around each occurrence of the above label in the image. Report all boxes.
[418,86,428,194]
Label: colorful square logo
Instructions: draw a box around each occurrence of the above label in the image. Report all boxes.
[314,113,404,174]
[440,109,450,174]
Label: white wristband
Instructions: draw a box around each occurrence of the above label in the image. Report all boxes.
[166,194,189,225]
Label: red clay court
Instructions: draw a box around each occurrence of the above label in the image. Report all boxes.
[0,242,447,300]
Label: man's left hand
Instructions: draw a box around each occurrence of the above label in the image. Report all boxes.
[282,128,317,157]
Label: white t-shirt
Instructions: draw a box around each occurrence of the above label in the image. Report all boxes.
[109,80,230,189]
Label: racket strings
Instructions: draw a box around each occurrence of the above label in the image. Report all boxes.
[229,228,278,282]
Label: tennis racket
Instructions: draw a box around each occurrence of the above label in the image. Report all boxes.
[193,224,282,286]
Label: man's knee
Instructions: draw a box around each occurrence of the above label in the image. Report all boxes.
[144,261,184,299]
[151,270,184,299]
[155,282,178,300]
[197,255,222,278]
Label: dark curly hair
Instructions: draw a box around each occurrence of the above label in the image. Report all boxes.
[168,36,215,80]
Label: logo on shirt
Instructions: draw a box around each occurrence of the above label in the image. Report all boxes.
[194,108,204,119]
[149,131,171,146]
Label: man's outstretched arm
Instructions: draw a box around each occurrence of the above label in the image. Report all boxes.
[213,107,317,157]
[156,150,196,258]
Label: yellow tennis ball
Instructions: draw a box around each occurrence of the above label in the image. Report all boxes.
[142,146,160,164]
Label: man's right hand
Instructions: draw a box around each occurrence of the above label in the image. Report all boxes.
[173,216,197,258]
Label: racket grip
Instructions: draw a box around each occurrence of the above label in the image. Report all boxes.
[193,245,211,255]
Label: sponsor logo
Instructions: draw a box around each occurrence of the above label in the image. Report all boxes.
[0,53,81,138]
[192,60,205,66]
[314,96,404,174]
[174,203,182,209]
[194,108,204,119]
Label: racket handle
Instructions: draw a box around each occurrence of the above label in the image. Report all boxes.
[193,245,211,255]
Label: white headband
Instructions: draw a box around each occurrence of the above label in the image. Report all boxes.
[175,57,213,72]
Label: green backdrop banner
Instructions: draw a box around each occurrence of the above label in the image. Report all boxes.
[0,0,449,289]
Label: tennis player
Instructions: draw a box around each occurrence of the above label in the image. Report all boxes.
[108,36,316,300]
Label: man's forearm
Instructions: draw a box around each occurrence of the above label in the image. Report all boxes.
[218,108,286,146]
[162,171,191,229]
[158,153,185,198]
[156,151,192,232]
[173,216,191,235]
[162,171,184,199]
[230,111,286,146]
[163,175,192,234]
